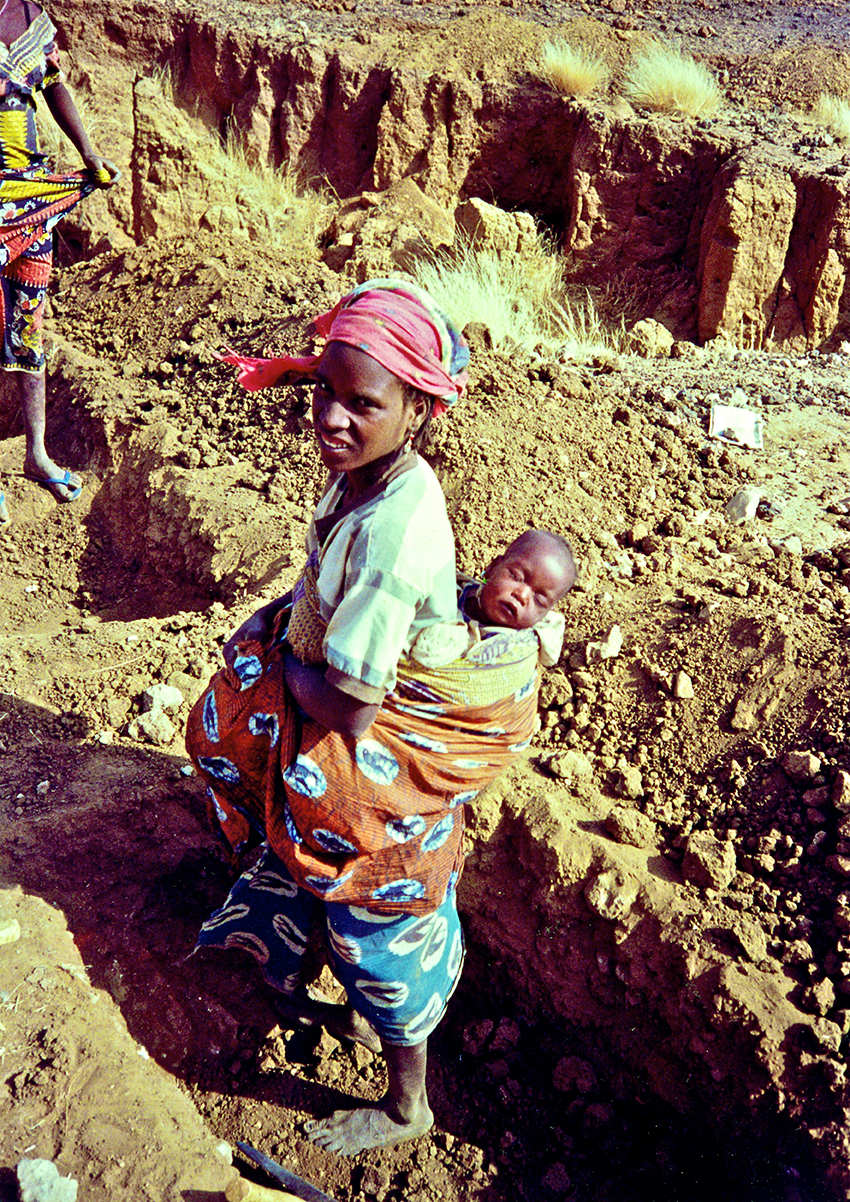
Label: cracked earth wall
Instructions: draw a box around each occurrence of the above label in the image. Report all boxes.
[54,0,850,352]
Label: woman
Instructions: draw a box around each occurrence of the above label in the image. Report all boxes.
[187,280,542,1156]
[0,0,118,527]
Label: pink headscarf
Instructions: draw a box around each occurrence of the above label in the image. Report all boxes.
[217,278,469,416]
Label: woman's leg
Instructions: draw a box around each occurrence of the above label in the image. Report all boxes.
[19,369,81,499]
[304,1037,432,1155]
[272,985,381,1053]
[304,887,465,1154]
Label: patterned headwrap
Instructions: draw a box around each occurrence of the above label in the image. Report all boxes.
[217,278,469,416]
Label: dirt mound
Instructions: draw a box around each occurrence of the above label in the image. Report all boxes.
[2,222,850,1198]
[4,0,850,1199]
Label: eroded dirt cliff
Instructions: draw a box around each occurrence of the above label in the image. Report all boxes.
[3,2,850,1200]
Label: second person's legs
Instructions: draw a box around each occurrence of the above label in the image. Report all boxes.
[4,235,81,500]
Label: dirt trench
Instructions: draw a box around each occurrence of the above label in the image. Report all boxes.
[4,231,850,1200]
[4,1,850,1200]
[52,0,850,351]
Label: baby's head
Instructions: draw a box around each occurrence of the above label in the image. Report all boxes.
[477,529,577,630]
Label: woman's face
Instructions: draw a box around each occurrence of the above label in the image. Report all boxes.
[312,342,426,491]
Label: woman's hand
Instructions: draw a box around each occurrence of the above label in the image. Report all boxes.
[82,153,121,188]
[284,650,378,739]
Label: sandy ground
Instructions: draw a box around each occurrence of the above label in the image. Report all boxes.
[2,1,850,1200]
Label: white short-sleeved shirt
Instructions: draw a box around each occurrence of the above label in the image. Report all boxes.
[306,457,457,702]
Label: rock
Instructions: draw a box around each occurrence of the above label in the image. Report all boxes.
[167,670,208,707]
[586,625,623,662]
[326,178,455,276]
[727,914,768,963]
[553,1055,597,1093]
[126,710,177,746]
[811,1017,843,1056]
[17,1159,78,1202]
[352,1043,373,1070]
[724,487,762,526]
[800,977,835,1017]
[697,151,797,347]
[625,318,674,358]
[317,1028,341,1056]
[584,868,638,921]
[833,769,850,812]
[462,1018,494,1057]
[454,196,538,256]
[682,831,736,890]
[538,669,573,708]
[673,670,695,699]
[0,917,21,945]
[730,700,757,731]
[141,682,184,713]
[782,939,814,965]
[605,805,656,849]
[613,759,644,799]
[782,750,821,781]
[548,750,594,781]
[803,786,830,810]
[541,1162,572,1196]
[106,695,130,728]
[490,1017,522,1051]
[360,1164,392,1199]
[775,534,803,556]
[462,321,494,351]
[826,855,850,877]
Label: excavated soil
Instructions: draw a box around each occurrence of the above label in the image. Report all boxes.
[3,2,850,1201]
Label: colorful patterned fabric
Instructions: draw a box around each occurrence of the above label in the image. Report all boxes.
[195,845,465,1046]
[186,603,540,915]
[0,9,95,370]
[217,277,470,414]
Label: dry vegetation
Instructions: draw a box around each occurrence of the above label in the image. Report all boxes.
[814,92,850,141]
[540,39,610,98]
[623,43,721,118]
[36,87,104,169]
[413,233,620,360]
[146,68,334,259]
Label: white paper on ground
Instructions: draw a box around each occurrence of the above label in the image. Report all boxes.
[709,403,764,450]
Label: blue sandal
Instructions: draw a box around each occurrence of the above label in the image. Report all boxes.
[24,469,82,503]
[0,492,9,528]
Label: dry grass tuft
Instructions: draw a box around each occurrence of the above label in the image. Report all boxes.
[413,233,621,362]
[218,133,333,252]
[623,45,721,119]
[540,40,609,98]
[814,93,850,142]
[140,67,333,258]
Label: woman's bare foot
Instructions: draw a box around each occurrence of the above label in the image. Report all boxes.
[303,1101,434,1155]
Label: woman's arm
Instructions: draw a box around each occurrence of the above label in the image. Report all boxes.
[284,650,378,739]
[223,592,292,666]
[41,82,120,184]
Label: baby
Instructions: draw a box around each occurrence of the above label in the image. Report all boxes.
[411,528,577,668]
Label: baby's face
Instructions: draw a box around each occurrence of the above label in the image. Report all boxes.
[479,544,572,629]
